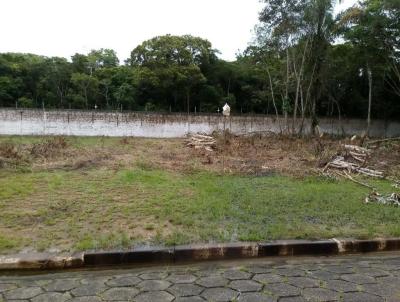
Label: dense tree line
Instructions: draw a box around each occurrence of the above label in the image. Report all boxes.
[0,0,399,129]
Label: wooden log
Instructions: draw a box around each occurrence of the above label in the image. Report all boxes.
[344,144,371,154]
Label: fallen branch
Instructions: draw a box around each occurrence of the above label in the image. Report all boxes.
[344,144,371,155]
[365,137,400,146]
[325,156,384,178]
[342,171,375,190]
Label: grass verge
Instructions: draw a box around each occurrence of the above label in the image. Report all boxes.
[0,135,399,254]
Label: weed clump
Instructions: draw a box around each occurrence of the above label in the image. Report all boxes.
[0,141,27,168]
[30,136,68,158]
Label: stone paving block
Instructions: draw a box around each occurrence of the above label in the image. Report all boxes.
[341,273,377,284]
[1,279,35,287]
[101,287,139,300]
[278,297,306,302]
[275,268,305,277]
[168,283,204,297]
[3,253,400,302]
[308,270,340,281]
[4,287,43,300]
[139,272,168,280]
[252,274,285,284]
[287,277,320,289]
[31,292,71,302]
[138,280,171,291]
[106,275,142,287]
[166,273,197,284]
[244,265,273,274]
[0,283,17,292]
[34,280,52,287]
[324,265,354,274]
[174,297,206,302]
[229,280,263,292]
[70,284,107,297]
[134,290,174,302]
[376,276,400,285]
[202,287,239,302]
[43,279,80,292]
[383,259,400,266]
[196,276,228,288]
[263,283,300,297]
[302,288,340,301]
[342,292,384,302]
[293,265,321,272]
[237,292,276,302]
[223,269,252,280]
[324,279,359,292]
[80,277,110,285]
[354,267,390,277]
[67,297,103,302]
[370,264,397,271]
[361,283,400,298]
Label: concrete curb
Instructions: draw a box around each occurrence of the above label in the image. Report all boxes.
[0,252,84,271]
[1,238,400,271]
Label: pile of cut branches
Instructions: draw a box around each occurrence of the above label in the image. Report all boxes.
[323,144,383,179]
[366,192,400,206]
[322,139,400,206]
[186,133,216,152]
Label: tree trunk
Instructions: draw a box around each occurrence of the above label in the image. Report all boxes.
[105,86,109,109]
[292,39,309,135]
[367,64,373,136]
[299,62,316,135]
[173,90,178,111]
[284,47,290,132]
[186,89,190,116]
[84,88,88,109]
[266,65,281,133]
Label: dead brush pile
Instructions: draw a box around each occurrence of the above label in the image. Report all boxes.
[30,136,69,159]
[322,137,400,181]
[0,141,28,168]
[0,136,70,170]
[188,131,399,180]
[192,131,330,176]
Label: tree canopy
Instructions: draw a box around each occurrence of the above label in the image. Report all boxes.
[0,1,398,127]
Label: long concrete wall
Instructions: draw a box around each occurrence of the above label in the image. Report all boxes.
[0,109,399,138]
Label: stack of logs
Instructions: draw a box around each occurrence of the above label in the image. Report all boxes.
[186,133,216,152]
[323,144,383,178]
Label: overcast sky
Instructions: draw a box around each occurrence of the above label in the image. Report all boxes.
[0,0,356,62]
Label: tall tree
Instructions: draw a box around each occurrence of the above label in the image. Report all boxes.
[340,0,400,133]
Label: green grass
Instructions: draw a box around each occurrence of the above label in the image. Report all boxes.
[0,135,399,254]
[0,235,19,250]
[0,165,399,253]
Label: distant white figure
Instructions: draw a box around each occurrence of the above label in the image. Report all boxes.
[222,103,231,117]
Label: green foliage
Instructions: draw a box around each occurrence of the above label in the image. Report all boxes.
[18,96,33,108]
[0,14,399,118]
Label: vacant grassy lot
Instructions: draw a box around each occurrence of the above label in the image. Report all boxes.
[0,135,399,254]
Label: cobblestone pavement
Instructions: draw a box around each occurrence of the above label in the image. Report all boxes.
[1,253,400,301]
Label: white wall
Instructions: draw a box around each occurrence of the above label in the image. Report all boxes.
[0,109,399,138]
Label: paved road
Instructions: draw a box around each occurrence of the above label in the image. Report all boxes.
[1,253,400,301]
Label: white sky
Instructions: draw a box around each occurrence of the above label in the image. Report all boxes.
[0,0,356,62]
